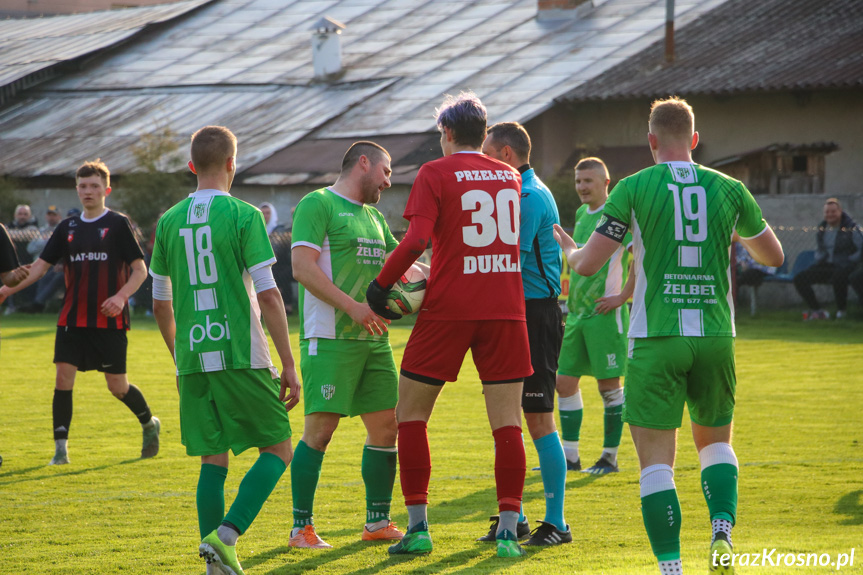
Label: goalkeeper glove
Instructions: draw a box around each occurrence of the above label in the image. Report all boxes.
[366,279,401,320]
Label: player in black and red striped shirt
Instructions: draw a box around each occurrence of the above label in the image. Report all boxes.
[0,160,160,465]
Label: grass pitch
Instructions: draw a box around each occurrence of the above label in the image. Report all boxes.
[1,312,861,574]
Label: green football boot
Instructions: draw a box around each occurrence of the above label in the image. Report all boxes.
[496,529,526,558]
[388,521,433,555]
[199,530,244,575]
[709,532,734,574]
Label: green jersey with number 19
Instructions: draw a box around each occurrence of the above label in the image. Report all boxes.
[291,187,399,341]
[149,190,277,375]
[601,162,767,338]
[568,203,632,320]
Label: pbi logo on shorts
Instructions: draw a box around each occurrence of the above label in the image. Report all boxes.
[321,384,335,400]
[607,353,618,368]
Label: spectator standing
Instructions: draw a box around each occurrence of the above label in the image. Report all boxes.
[22,206,65,313]
[8,204,38,231]
[259,202,294,314]
[4,204,38,312]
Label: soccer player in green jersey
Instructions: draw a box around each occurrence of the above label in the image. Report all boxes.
[289,141,404,548]
[151,126,300,575]
[556,157,634,476]
[554,98,784,575]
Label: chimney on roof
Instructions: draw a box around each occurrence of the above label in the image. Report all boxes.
[537,0,592,20]
[665,0,675,62]
[311,16,346,79]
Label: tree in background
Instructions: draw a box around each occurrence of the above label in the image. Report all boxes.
[0,176,26,224]
[118,128,192,241]
[545,174,582,228]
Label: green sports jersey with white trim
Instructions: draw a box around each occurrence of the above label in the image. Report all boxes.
[602,162,767,338]
[291,187,398,341]
[567,203,632,320]
[149,190,277,375]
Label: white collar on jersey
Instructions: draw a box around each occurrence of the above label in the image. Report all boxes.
[586,203,606,215]
[325,187,363,207]
[189,189,231,197]
[80,208,109,223]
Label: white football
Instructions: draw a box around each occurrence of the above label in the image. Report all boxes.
[386,264,427,317]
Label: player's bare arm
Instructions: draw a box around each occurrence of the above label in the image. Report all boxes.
[152,298,176,358]
[553,223,621,276]
[0,264,31,289]
[0,258,50,303]
[101,257,147,318]
[257,286,301,412]
[293,244,390,335]
[736,226,784,268]
[595,261,635,315]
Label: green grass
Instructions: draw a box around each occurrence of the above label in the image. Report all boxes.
[1,313,862,574]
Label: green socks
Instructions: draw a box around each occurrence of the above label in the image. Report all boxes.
[197,463,227,539]
[362,445,397,523]
[291,440,325,529]
[699,442,739,524]
[640,464,681,562]
[558,391,583,442]
[223,452,286,535]
[600,388,624,453]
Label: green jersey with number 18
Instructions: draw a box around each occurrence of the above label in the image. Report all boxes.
[291,187,399,342]
[149,190,277,375]
[601,162,767,338]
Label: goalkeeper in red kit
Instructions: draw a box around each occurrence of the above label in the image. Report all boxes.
[366,91,533,559]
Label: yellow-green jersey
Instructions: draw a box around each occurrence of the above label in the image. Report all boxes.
[567,203,632,320]
[149,190,277,375]
[291,187,398,341]
[599,162,767,338]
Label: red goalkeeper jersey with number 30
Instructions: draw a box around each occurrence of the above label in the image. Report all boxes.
[404,152,525,321]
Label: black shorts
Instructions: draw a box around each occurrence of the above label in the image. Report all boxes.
[54,326,127,374]
[523,298,564,413]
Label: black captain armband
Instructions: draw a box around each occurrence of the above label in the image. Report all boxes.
[595,214,628,243]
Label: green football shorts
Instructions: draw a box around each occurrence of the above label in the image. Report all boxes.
[178,368,292,457]
[558,310,628,379]
[300,337,398,417]
[622,336,736,430]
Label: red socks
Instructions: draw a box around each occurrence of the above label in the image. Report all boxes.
[398,421,431,506]
[398,421,525,513]
[493,425,526,513]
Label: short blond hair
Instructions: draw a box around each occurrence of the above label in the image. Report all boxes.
[649,97,694,141]
[191,126,237,174]
[574,157,609,180]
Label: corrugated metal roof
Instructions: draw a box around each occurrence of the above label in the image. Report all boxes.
[0,80,393,176]
[0,0,730,178]
[562,0,863,101]
[0,0,212,89]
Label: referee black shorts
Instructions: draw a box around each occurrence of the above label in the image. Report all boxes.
[54,326,127,374]
[522,298,564,413]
